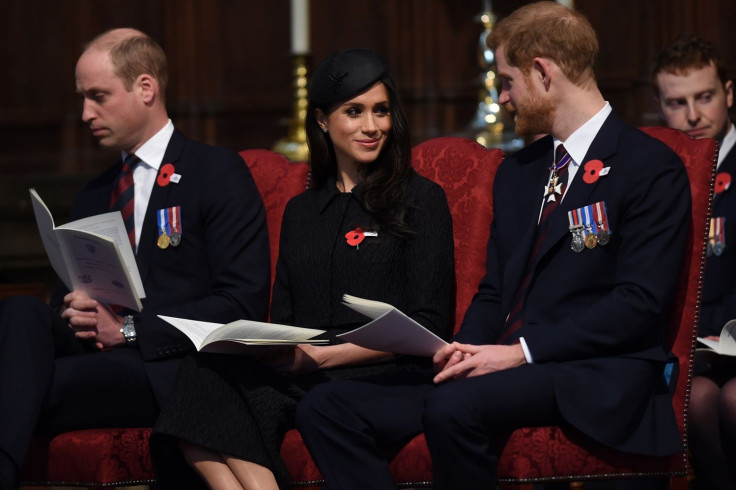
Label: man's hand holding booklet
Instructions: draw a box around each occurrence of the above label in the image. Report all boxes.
[30,189,145,311]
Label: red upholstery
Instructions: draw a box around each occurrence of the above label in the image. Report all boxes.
[238,149,310,298]
[21,429,155,487]
[411,137,502,329]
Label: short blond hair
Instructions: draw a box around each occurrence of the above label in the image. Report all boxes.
[86,28,168,97]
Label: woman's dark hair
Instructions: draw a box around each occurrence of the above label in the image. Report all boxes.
[306,71,415,238]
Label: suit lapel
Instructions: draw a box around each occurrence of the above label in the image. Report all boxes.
[501,142,555,310]
[714,146,736,209]
[136,130,187,284]
[534,113,623,265]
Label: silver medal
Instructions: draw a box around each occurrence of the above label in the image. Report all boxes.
[571,229,585,253]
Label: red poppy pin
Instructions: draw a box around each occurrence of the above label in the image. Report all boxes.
[157,163,176,187]
[582,159,607,184]
[345,227,365,250]
[715,172,731,194]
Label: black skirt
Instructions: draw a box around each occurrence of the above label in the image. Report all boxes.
[150,352,427,489]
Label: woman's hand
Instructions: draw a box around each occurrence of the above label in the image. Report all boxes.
[260,344,325,374]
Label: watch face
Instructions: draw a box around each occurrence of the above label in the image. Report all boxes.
[122,316,136,342]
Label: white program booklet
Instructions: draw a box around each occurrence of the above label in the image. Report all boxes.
[158,315,328,354]
[30,188,145,311]
[337,294,448,357]
[697,319,736,356]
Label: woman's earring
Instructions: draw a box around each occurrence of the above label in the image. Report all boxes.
[321,127,328,133]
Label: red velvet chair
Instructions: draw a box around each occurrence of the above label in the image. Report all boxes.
[492,127,716,489]
[281,137,505,488]
[238,149,310,297]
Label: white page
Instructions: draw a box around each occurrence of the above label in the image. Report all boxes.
[338,300,448,357]
[56,229,142,311]
[29,189,72,289]
[698,319,736,355]
[58,211,144,299]
[158,316,326,352]
[340,294,393,319]
[205,319,325,345]
[157,316,222,349]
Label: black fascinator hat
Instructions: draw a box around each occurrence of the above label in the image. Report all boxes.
[309,49,389,107]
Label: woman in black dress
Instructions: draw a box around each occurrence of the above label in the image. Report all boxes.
[151,49,455,489]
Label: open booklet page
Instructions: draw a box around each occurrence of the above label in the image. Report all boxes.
[336,294,448,357]
[30,189,145,311]
[697,319,736,356]
[159,315,328,354]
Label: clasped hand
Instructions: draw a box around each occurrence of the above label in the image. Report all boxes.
[432,341,526,384]
[61,291,125,350]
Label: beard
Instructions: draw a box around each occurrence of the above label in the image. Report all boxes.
[509,79,556,136]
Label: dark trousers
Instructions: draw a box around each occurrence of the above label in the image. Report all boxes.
[0,296,158,487]
[296,364,563,490]
[296,370,435,490]
[424,363,561,489]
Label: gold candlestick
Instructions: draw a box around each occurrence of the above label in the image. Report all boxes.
[469,3,523,151]
[274,55,310,162]
[470,8,503,147]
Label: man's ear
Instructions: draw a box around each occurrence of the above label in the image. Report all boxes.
[725,79,734,110]
[533,57,552,91]
[653,93,665,118]
[136,74,157,105]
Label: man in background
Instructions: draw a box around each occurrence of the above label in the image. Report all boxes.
[653,33,736,490]
[653,32,736,334]
[0,28,270,489]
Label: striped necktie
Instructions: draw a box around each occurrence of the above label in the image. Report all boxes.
[499,145,570,344]
[110,154,140,249]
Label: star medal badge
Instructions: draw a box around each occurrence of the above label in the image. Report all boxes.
[545,152,571,203]
[592,201,611,246]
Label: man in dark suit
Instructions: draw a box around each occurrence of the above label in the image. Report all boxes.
[295,3,689,489]
[0,28,270,489]
[653,33,736,335]
[653,33,736,490]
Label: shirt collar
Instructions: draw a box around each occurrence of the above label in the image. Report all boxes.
[718,123,736,168]
[315,175,364,213]
[121,119,175,170]
[553,102,612,166]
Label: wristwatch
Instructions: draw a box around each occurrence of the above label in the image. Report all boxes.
[120,315,137,345]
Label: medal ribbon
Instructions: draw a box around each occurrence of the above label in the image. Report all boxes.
[582,205,594,236]
[568,208,581,230]
[170,206,181,235]
[157,209,169,238]
[593,201,610,235]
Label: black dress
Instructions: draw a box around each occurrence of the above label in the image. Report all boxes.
[150,172,455,489]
